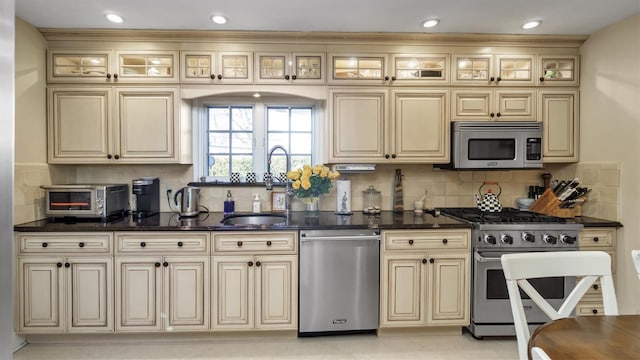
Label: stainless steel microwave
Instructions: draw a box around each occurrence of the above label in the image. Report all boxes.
[436,121,543,170]
[41,184,129,220]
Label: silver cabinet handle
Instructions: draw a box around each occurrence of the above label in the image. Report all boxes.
[300,235,380,242]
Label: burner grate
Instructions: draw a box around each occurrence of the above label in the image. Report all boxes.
[439,207,566,224]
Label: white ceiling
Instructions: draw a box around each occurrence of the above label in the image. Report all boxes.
[16,0,640,35]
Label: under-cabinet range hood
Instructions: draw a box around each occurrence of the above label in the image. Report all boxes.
[331,164,376,173]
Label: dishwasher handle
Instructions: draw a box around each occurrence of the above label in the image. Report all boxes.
[300,235,380,242]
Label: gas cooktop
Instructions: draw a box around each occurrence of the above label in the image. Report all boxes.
[438,207,567,224]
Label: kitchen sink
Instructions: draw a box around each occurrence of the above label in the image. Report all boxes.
[221,213,287,226]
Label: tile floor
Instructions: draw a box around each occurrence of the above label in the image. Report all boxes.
[13,331,518,359]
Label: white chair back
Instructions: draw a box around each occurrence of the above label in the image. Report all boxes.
[632,250,640,280]
[501,251,618,360]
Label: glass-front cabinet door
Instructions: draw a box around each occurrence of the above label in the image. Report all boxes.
[328,54,389,85]
[115,51,179,83]
[256,52,324,84]
[218,51,253,84]
[47,50,114,83]
[538,55,579,86]
[452,54,535,86]
[390,54,449,85]
[181,51,216,83]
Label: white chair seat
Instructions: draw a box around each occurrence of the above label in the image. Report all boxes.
[501,251,618,360]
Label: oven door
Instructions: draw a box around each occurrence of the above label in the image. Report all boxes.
[45,189,96,217]
[473,250,575,325]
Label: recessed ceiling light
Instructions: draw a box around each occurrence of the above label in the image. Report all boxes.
[105,13,124,24]
[522,20,542,30]
[253,92,261,98]
[211,15,228,25]
[421,19,440,28]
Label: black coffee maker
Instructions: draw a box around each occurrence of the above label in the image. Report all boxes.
[132,177,160,219]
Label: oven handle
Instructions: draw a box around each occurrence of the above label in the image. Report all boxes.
[474,252,504,263]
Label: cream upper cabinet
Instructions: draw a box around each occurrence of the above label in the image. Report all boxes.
[47,50,114,83]
[255,52,325,84]
[390,90,450,163]
[328,89,449,163]
[16,232,114,334]
[538,55,579,86]
[328,53,390,85]
[389,54,450,85]
[538,90,579,162]
[451,89,536,121]
[180,51,253,84]
[47,50,179,83]
[452,54,535,86]
[47,86,185,164]
[380,229,471,328]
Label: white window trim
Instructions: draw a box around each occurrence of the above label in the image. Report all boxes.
[191,95,325,182]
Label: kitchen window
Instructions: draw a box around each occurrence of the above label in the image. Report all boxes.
[193,97,322,182]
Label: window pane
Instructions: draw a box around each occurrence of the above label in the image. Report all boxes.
[231,107,252,130]
[291,133,311,154]
[209,108,229,130]
[268,133,288,148]
[291,155,311,170]
[209,155,229,176]
[231,155,254,173]
[209,133,229,153]
[291,108,311,131]
[268,108,289,131]
[268,155,288,175]
[231,133,253,153]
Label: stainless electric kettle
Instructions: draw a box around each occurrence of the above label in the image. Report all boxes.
[174,186,200,217]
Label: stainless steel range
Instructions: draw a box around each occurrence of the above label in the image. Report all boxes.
[439,207,583,338]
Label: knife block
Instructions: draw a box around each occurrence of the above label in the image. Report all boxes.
[529,189,581,218]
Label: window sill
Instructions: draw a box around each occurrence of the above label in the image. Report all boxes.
[188,181,287,187]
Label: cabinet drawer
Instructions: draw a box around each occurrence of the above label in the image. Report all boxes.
[383,230,470,250]
[579,228,616,248]
[576,302,605,316]
[213,231,297,253]
[18,232,112,254]
[116,232,209,254]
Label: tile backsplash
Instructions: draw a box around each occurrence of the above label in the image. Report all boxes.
[13,162,620,224]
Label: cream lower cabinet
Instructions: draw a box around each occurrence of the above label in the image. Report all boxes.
[539,90,579,162]
[16,232,114,333]
[115,232,210,332]
[576,227,617,316]
[211,231,298,331]
[47,86,185,164]
[328,88,449,163]
[212,255,297,330]
[380,229,471,328]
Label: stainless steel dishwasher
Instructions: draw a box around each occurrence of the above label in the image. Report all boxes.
[298,229,380,336]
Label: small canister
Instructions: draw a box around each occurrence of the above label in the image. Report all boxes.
[362,185,381,214]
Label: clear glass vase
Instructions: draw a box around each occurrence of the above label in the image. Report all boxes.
[302,196,320,218]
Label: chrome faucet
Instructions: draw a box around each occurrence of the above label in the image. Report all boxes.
[266,145,292,213]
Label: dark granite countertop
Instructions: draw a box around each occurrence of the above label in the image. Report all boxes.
[13,211,472,232]
[568,216,622,228]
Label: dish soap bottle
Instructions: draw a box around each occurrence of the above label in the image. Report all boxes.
[252,194,261,213]
[224,190,235,215]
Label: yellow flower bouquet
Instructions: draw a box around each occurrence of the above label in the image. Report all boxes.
[286,164,340,198]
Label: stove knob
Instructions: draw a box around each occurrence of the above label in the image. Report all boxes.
[501,234,514,244]
[484,235,497,245]
[543,234,558,244]
[522,233,535,243]
[561,234,577,244]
